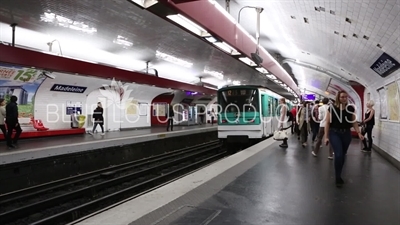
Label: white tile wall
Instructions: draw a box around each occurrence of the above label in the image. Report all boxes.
[34,72,171,131]
[365,71,400,162]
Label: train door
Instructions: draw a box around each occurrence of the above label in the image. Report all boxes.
[261,94,267,136]
[267,97,273,135]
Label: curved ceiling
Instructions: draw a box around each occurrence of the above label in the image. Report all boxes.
[0,0,297,101]
[220,0,400,98]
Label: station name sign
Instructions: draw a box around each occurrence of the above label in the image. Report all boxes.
[50,84,87,93]
[370,52,400,77]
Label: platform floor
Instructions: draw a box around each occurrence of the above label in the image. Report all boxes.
[0,124,216,164]
[77,135,400,225]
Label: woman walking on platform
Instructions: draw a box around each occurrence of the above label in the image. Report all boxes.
[361,100,375,152]
[90,102,105,135]
[324,91,364,187]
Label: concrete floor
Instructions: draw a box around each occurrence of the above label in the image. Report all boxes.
[132,136,400,225]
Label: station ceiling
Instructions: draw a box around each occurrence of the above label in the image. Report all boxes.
[224,0,400,97]
[0,0,398,101]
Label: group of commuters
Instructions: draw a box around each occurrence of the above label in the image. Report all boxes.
[280,90,375,187]
[0,96,22,149]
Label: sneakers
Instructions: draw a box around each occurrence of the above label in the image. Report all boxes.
[311,151,317,157]
[101,133,105,136]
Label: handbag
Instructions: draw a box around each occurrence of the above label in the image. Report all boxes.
[273,130,288,141]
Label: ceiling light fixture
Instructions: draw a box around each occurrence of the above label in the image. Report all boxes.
[266,74,277,80]
[213,41,241,55]
[167,14,210,37]
[204,69,224,80]
[128,0,158,8]
[255,67,269,73]
[155,50,193,68]
[40,12,97,34]
[113,35,133,47]
[239,57,257,67]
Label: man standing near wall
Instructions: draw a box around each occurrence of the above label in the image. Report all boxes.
[6,95,22,149]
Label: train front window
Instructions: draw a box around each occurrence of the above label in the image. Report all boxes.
[219,89,259,112]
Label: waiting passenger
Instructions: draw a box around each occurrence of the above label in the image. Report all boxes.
[311,98,333,159]
[290,105,297,134]
[199,107,205,124]
[324,91,364,187]
[0,99,8,146]
[5,96,22,149]
[278,98,288,148]
[361,100,375,152]
[210,108,215,125]
[310,100,320,142]
[166,104,174,131]
[90,102,105,135]
[297,101,310,147]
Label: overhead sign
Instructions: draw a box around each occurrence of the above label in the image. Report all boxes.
[370,52,400,77]
[50,84,87,93]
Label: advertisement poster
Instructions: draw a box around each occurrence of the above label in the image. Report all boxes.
[386,82,399,121]
[0,63,47,118]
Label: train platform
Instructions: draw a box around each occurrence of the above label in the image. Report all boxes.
[74,135,400,225]
[0,125,217,165]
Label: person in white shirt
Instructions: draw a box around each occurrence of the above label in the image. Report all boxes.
[312,98,333,159]
[278,98,288,148]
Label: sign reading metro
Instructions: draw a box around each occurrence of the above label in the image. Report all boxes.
[50,84,87,93]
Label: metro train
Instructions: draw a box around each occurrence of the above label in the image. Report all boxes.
[217,85,293,149]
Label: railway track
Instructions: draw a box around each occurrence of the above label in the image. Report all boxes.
[0,140,226,225]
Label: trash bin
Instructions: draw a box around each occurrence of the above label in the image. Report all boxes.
[77,115,86,128]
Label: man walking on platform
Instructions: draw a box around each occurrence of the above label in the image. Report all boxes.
[6,95,22,149]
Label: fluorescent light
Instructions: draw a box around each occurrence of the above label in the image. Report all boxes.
[113,35,133,47]
[40,12,97,34]
[129,0,158,8]
[280,83,287,87]
[239,57,257,67]
[274,79,282,84]
[204,69,224,80]
[266,74,277,80]
[256,67,268,73]
[167,14,210,37]
[204,85,218,90]
[63,55,98,64]
[205,36,218,43]
[156,50,193,68]
[213,42,241,55]
[232,80,241,85]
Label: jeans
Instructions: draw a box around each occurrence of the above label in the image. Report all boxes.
[329,128,352,179]
[311,123,320,141]
[362,125,374,150]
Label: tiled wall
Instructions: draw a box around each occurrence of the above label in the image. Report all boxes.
[365,72,400,162]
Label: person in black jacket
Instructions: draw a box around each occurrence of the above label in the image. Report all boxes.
[5,95,22,149]
[90,102,104,135]
[166,104,174,131]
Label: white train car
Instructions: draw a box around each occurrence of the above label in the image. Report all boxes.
[217,85,292,149]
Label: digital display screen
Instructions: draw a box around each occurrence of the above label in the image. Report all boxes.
[224,89,251,96]
[302,94,316,101]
